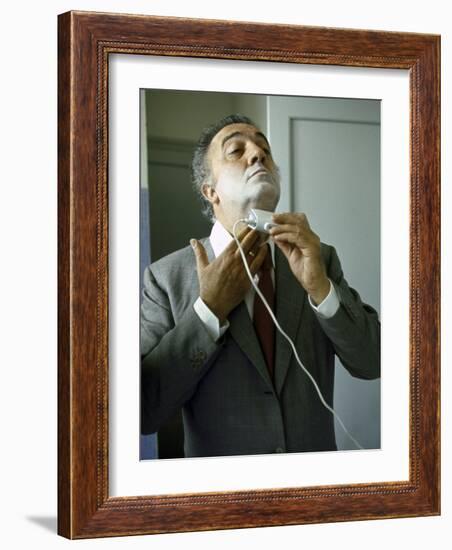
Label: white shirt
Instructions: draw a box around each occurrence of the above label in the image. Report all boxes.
[193,220,340,341]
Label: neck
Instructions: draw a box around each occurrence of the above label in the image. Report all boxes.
[215,216,268,248]
[215,208,247,235]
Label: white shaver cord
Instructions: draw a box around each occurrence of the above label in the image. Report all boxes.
[232,218,363,451]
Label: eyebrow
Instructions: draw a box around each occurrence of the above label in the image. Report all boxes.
[221,131,271,149]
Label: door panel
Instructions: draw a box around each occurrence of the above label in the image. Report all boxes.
[269,96,381,450]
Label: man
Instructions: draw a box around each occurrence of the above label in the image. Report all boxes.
[141,114,380,458]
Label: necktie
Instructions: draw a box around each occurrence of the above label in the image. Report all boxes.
[253,244,275,380]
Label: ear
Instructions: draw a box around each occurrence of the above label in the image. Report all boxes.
[201,183,219,206]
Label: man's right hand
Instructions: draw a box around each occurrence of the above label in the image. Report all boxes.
[190,227,268,324]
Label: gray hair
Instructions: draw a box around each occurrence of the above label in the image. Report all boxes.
[191,114,257,222]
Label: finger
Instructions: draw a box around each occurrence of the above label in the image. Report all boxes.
[234,228,260,257]
[271,212,297,223]
[249,242,270,274]
[223,225,252,254]
[272,212,310,228]
[190,239,209,271]
[269,223,300,236]
[233,223,252,242]
[272,232,307,247]
[274,239,293,259]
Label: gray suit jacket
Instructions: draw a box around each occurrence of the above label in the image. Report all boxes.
[140,239,380,457]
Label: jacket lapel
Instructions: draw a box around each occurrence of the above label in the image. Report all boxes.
[228,301,274,390]
[204,238,274,390]
[203,237,216,263]
[273,246,306,396]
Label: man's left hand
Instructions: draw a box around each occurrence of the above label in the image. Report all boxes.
[269,212,330,305]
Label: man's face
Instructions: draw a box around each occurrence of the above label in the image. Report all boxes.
[204,123,281,218]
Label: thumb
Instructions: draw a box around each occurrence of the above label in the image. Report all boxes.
[190,239,209,271]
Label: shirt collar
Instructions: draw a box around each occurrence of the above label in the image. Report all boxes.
[209,220,275,266]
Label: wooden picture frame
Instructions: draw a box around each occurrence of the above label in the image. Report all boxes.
[58,10,440,538]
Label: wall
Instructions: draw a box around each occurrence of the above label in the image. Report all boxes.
[145,89,268,141]
[1,1,449,549]
[146,90,236,141]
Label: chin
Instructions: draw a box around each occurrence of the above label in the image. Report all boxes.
[248,200,279,213]
[250,188,280,211]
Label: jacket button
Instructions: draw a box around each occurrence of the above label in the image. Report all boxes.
[275,447,285,453]
[190,348,207,370]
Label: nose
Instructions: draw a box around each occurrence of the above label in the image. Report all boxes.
[247,144,267,165]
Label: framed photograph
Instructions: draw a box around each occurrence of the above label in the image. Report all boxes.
[58,11,440,538]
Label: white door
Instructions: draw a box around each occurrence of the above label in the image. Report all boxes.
[268,95,380,450]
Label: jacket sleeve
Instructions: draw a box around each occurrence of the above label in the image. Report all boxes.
[140,265,224,434]
[315,245,381,380]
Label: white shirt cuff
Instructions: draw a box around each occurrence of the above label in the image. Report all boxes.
[193,297,230,341]
[308,279,340,319]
